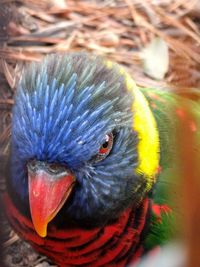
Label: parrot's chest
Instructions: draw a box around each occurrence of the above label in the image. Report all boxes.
[4,193,151,267]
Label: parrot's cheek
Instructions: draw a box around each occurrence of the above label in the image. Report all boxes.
[28,168,75,238]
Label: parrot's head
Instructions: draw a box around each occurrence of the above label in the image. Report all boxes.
[10,53,159,237]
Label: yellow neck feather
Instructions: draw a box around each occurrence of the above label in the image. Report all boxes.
[121,68,160,189]
[106,61,160,189]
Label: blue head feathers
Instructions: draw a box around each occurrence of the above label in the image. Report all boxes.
[10,53,147,226]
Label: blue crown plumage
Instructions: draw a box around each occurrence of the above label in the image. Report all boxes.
[9,53,147,226]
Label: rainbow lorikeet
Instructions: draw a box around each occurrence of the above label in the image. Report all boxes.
[5,52,196,266]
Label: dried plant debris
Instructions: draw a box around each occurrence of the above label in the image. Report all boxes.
[0,0,200,266]
[142,37,169,80]
[0,0,199,87]
[0,2,14,44]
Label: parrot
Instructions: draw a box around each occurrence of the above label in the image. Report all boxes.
[4,52,198,267]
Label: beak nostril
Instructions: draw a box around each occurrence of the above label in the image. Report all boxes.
[27,160,69,176]
[48,163,61,174]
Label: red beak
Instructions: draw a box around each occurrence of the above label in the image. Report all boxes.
[27,161,75,238]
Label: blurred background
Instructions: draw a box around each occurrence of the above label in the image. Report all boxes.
[0,0,200,266]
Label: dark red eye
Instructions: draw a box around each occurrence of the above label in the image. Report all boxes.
[98,133,113,156]
[92,133,114,163]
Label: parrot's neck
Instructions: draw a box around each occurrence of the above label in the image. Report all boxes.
[4,193,151,266]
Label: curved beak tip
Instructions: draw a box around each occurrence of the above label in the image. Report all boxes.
[30,206,49,238]
[34,222,47,238]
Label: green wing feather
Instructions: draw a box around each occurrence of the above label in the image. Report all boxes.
[140,87,200,250]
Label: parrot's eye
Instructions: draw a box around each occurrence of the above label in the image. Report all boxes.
[94,133,114,162]
[99,133,113,155]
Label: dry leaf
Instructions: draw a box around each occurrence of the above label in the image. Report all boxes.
[142,37,169,80]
